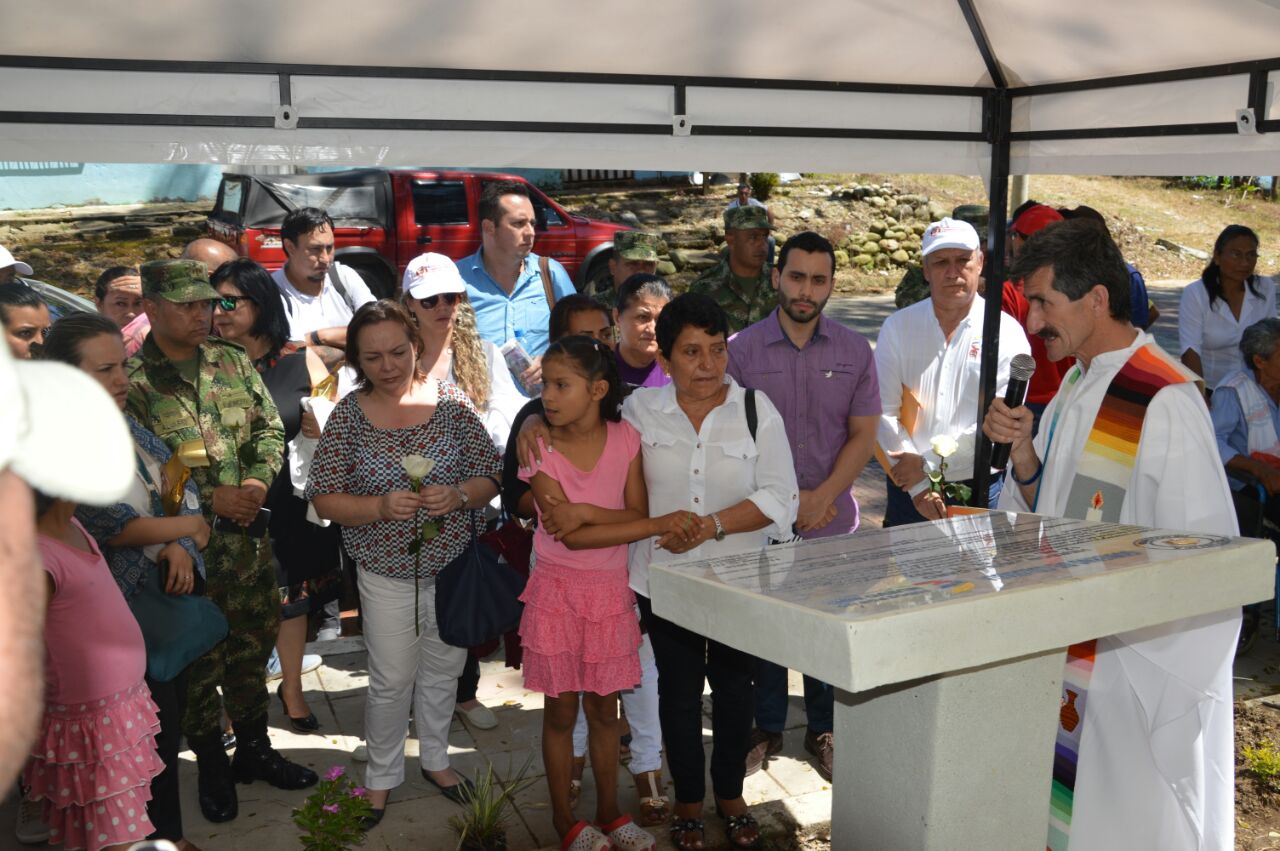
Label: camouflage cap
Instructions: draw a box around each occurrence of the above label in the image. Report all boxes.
[614,231,663,261]
[950,204,989,242]
[724,204,773,231]
[140,259,219,303]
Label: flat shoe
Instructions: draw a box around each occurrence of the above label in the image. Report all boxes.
[562,820,610,851]
[357,807,385,830]
[599,814,655,851]
[455,702,498,730]
[421,768,476,805]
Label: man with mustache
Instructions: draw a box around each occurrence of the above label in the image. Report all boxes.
[459,180,575,394]
[875,217,1030,524]
[983,219,1238,851]
[727,231,881,782]
[272,207,376,350]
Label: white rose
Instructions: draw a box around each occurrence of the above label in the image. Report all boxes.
[930,435,959,459]
[221,408,247,429]
[401,454,435,481]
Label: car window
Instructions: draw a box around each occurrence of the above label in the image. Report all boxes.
[412,181,468,226]
[530,193,564,228]
[220,179,244,219]
[265,183,382,225]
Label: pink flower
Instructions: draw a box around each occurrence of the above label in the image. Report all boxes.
[350,787,367,798]
[322,803,340,814]
[324,766,346,781]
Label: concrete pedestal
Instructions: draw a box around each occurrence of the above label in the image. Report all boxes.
[648,513,1275,850]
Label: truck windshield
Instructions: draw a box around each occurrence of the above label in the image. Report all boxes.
[244,181,386,229]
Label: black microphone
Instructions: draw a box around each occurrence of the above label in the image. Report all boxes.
[990,353,1036,471]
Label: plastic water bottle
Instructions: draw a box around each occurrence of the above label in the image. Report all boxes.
[500,331,541,396]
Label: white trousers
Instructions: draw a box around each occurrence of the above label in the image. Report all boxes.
[358,568,466,791]
[573,630,662,774]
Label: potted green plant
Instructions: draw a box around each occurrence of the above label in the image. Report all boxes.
[449,755,537,851]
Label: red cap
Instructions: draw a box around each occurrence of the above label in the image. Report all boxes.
[1011,204,1064,237]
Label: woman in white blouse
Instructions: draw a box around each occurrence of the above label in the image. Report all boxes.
[1178,225,1276,390]
[401,252,526,730]
[519,293,798,850]
[626,295,797,850]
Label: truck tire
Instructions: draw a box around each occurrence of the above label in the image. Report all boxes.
[349,262,396,300]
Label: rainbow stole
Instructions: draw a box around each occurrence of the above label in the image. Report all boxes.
[1047,342,1193,851]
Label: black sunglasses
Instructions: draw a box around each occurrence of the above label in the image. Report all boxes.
[215,295,255,311]
[417,292,462,310]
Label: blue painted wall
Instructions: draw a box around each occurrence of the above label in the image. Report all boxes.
[0,163,223,210]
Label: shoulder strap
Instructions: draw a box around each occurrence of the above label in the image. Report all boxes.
[539,256,556,311]
[745,388,757,443]
[328,265,356,313]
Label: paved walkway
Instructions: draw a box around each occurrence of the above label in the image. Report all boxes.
[8,281,1277,850]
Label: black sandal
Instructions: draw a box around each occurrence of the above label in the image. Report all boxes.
[717,807,761,849]
[669,816,705,851]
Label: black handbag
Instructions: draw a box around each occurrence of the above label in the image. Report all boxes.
[435,512,528,648]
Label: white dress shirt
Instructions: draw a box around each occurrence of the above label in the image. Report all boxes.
[450,340,526,454]
[272,263,376,342]
[1177,275,1277,389]
[623,377,799,597]
[874,295,1030,494]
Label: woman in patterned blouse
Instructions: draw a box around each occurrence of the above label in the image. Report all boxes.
[307,300,501,827]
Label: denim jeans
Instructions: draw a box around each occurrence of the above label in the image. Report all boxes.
[753,659,833,734]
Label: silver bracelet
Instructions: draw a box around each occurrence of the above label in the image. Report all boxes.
[454,484,469,510]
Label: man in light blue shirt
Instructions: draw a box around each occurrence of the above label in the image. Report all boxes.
[458,180,575,390]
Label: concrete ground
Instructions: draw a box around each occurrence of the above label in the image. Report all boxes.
[6,281,1278,850]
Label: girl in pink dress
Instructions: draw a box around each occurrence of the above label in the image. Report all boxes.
[25,494,164,851]
[519,336,696,851]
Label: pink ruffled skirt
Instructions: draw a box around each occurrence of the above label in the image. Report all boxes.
[519,561,641,697]
[23,680,164,851]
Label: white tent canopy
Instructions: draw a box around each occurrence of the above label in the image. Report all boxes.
[2,0,1278,175]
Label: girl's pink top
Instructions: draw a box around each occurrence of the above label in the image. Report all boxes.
[37,518,146,704]
[519,419,641,572]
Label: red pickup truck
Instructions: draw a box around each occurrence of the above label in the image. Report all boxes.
[207,168,628,298]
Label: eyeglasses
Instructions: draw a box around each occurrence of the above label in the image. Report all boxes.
[214,295,255,312]
[417,292,462,310]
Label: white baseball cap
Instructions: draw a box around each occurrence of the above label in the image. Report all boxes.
[0,245,33,277]
[921,218,981,258]
[402,253,466,300]
[0,342,132,505]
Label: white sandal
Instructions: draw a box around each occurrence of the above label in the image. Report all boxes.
[600,814,657,851]
[632,769,670,826]
[562,820,611,851]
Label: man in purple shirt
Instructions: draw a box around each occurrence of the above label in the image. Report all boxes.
[727,231,880,782]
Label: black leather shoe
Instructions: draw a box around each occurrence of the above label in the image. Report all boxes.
[190,734,239,823]
[277,683,321,733]
[358,807,385,830]
[231,714,319,790]
[421,768,475,805]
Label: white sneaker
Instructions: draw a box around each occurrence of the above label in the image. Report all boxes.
[15,794,49,844]
[267,652,322,680]
[455,702,498,730]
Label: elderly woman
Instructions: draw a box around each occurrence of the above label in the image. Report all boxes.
[44,313,210,851]
[520,294,798,850]
[1179,225,1276,390]
[211,258,344,733]
[306,300,501,826]
[1211,317,1280,495]
[613,274,673,389]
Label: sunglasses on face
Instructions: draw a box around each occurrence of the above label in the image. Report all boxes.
[418,292,462,310]
[214,295,254,312]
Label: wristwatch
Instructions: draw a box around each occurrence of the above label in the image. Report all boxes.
[711,513,726,541]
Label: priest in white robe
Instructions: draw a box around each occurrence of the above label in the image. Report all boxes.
[984,219,1240,851]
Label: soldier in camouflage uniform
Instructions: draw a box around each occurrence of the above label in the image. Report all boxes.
[594,230,664,309]
[126,259,317,825]
[688,205,776,333]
